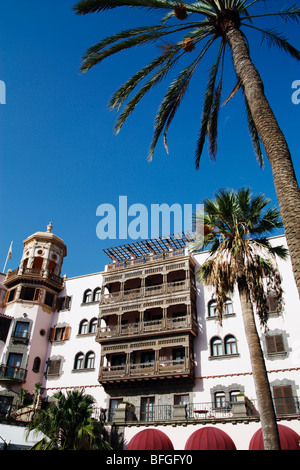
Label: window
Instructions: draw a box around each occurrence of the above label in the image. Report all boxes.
[214,392,226,409]
[267,291,279,314]
[79,319,89,335]
[85,352,95,369]
[111,354,126,366]
[141,351,155,363]
[32,357,41,373]
[89,318,97,334]
[211,337,222,356]
[49,326,70,342]
[74,353,85,370]
[83,289,92,303]
[208,299,233,317]
[266,334,285,355]
[44,292,55,307]
[172,348,185,361]
[174,394,189,405]
[208,300,218,317]
[57,296,72,311]
[224,335,237,355]
[47,359,61,377]
[0,396,13,417]
[8,288,16,303]
[229,390,241,402]
[273,385,296,414]
[13,321,29,340]
[6,353,22,379]
[109,398,123,421]
[93,288,101,302]
[141,396,155,421]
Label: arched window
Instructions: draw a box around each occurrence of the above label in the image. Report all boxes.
[208,300,218,317]
[224,299,233,314]
[89,318,97,334]
[32,357,41,373]
[93,288,101,302]
[224,335,237,355]
[85,351,95,369]
[211,337,222,356]
[83,289,92,303]
[74,353,85,370]
[79,319,89,335]
[208,299,233,317]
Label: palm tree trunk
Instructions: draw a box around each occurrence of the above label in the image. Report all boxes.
[237,275,280,450]
[222,20,300,298]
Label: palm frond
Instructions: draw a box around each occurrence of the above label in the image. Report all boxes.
[113,47,183,134]
[148,55,202,160]
[243,24,300,60]
[74,0,178,14]
[109,45,181,111]
[246,5,300,23]
[195,40,224,169]
[80,29,184,72]
[208,75,222,161]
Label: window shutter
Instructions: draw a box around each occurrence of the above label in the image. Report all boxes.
[56,297,62,311]
[275,334,285,352]
[49,328,56,342]
[48,359,61,376]
[267,293,278,313]
[64,326,70,340]
[3,290,9,304]
[273,385,295,414]
[266,334,285,354]
[65,296,71,309]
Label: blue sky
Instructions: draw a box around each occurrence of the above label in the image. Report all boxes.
[1,1,299,278]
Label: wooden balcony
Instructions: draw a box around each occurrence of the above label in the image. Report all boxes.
[101,279,191,305]
[97,314,197,342]
[99,358,194,384]
[106,248,187,272]
[4,267,63,289]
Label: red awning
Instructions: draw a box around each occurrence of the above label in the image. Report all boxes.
[184,427,236,450]
[249,424,300,450]
[127,429,174,450]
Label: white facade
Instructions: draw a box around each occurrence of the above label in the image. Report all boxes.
[0,226,299,450]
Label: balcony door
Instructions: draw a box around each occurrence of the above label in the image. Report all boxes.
[6,353,22,378]
[141,396,155,421]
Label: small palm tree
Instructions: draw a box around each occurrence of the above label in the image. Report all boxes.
[190,187,288,450]
[73,0,300,297]
[26,389,111,450]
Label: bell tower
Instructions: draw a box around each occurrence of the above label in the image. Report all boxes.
[0,224,67,398]
[4,222,67,311]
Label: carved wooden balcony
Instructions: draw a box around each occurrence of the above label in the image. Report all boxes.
[99,358,194,384]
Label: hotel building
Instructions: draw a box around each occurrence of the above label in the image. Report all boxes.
[0,224,299,450]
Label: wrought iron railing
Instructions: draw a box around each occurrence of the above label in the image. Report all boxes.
[0,365,27,382]
[93,396,300,424]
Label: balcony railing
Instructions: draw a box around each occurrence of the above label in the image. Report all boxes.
[92,396,300,424]
[97,315,196,340]
[101,280,191,305]
[106,249,186,271]
[100,358,192,382]
[4,267,63,286]
[0,365,27,383]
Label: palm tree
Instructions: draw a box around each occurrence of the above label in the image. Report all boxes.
[73,0,300,298]
[26,389,111,450]
[190,187,288,450]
